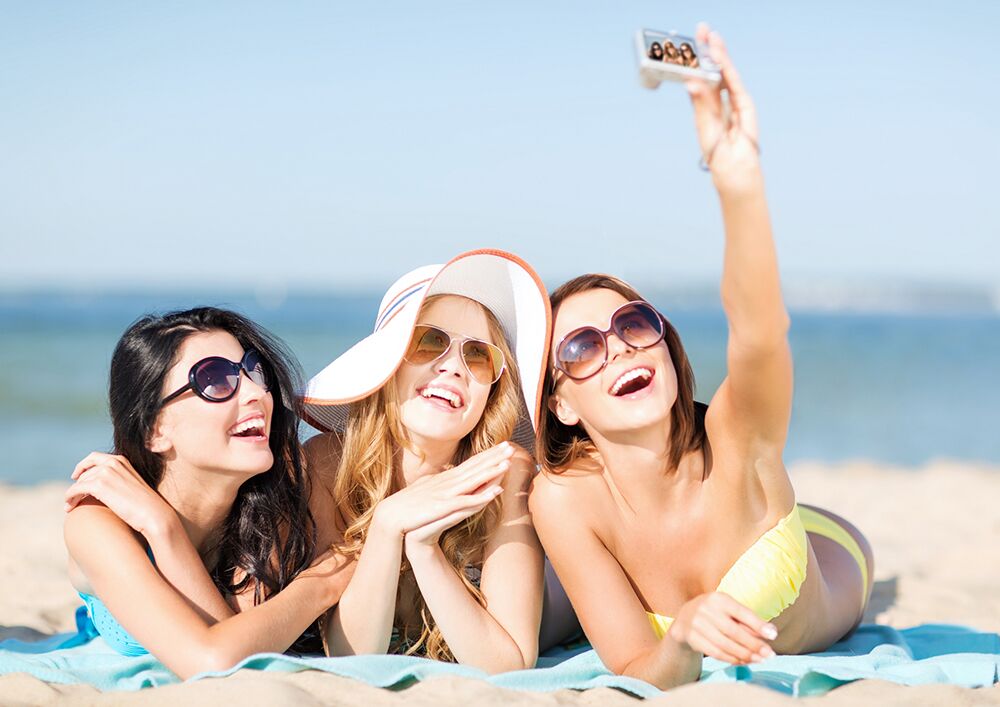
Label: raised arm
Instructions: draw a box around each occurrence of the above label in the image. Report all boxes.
[690,27,793,469]
[64,502,348,680]
[404,444,544,672]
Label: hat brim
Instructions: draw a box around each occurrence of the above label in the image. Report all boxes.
[302,249,550,448]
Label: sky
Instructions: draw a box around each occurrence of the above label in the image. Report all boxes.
[1,1,998,294]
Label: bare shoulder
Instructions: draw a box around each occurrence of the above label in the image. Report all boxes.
[529,467,601,523]
[64,499,146,591]
[303,431,344,487]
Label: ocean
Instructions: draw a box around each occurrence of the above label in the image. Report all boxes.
[1,291,997,485]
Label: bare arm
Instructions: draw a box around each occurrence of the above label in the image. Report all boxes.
[529,476,700,688]
[690,27,793,497]
[530,474,777,689]
[66,453,236,623]
[320,440,516,657]
[65,502,348,680]
[405,446,544,672]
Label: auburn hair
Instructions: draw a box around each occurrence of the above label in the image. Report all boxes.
[536,274,706,475]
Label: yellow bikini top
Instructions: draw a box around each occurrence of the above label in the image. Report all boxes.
[646,505,808,639]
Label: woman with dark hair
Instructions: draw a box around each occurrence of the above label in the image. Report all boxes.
[647,41,664,61]
[63,307,352,679]
[530,26,873,689]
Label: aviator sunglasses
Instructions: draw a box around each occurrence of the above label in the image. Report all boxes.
[553,300,665,383]
[161,349,269,405]
[405,325,506,385]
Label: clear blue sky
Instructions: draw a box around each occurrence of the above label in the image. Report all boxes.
[2,1,998,292]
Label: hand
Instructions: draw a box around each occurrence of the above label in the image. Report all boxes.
[668,592,777,665]
[685,23,760,189]
[374,443,513,543]
[65,452,176,537]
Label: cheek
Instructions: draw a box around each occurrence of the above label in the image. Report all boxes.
[467,382,492,419]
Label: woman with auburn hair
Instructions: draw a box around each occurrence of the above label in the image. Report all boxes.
[302,250,574,671]
[530,26,873,689]
[63,307,352,679]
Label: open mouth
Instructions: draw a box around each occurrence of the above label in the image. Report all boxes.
[609,367,654,397]
[229,415,267,439]
[419,385,465,409]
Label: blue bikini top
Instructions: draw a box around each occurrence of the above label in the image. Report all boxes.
[76,546,155,656]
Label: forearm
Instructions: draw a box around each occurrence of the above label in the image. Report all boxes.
[174,577,328,679]
[717,175,789,343]
[326,520,403,656]
[407,543,529,672]
[143,518,235,623]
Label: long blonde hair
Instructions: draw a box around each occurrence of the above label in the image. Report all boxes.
[333,296,523,660]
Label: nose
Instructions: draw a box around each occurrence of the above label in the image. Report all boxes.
[605,332,635,362]
[238,369,268,403]
[435,340,466,377]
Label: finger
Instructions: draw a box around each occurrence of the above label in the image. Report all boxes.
[707,30,757,140]
[471,470,509,495]
[64,483,94,511]
[713,615,773,660]
[449,459,511,494]
[442,443,512,480]
[688,630,745,665]
[718,594,778,640]
[417,500,495,538]
[72,452,110,480]
[697,624,757,664]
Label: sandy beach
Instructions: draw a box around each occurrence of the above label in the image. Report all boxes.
[2,461,999,705]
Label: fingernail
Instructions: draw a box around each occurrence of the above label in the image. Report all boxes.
[760,646,775,659]
[763,624,778,640]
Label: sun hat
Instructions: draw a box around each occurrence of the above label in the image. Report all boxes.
[302,249,551,449]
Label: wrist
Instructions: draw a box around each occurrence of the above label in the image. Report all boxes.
[140,506,181,541]
[371,506,405,544]
[403,535,440,562]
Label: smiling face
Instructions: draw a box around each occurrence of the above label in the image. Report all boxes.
[549,288,677,438]
[394,296,498,446]
[149,330,274,478]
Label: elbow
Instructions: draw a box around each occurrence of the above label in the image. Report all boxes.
[478,644,538,675]
[183,645,245,679]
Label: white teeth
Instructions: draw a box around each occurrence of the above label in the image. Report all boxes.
[610,368,652,395]
[231,419,264,436]
[421,387,462,408]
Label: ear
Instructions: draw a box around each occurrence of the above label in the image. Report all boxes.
[146,415,173,455]
[548,392,580,427]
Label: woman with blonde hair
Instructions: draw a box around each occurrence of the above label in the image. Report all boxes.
[303,249,572,671]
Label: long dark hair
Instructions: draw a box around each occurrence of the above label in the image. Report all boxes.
[109,307,317,638]
[537,274,706,475]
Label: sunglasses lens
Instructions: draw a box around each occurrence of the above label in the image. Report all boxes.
[462,339,504,384]
[243,350,269,391]
[614,303,664,348]
[194,358,240,401]
[558,329,606,380]
[407,326,451,365]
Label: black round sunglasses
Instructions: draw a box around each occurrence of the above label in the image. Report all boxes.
[161,349,269,405]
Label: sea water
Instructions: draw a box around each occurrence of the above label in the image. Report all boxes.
[1,291,997,485]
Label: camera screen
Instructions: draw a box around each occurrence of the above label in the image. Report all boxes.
[641,30,714,71]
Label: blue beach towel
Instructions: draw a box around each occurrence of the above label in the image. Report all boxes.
[1,617,997,697]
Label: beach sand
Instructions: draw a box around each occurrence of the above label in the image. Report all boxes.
[2,461,999,705]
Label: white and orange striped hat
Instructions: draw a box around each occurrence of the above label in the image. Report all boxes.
[301,249,550,447]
